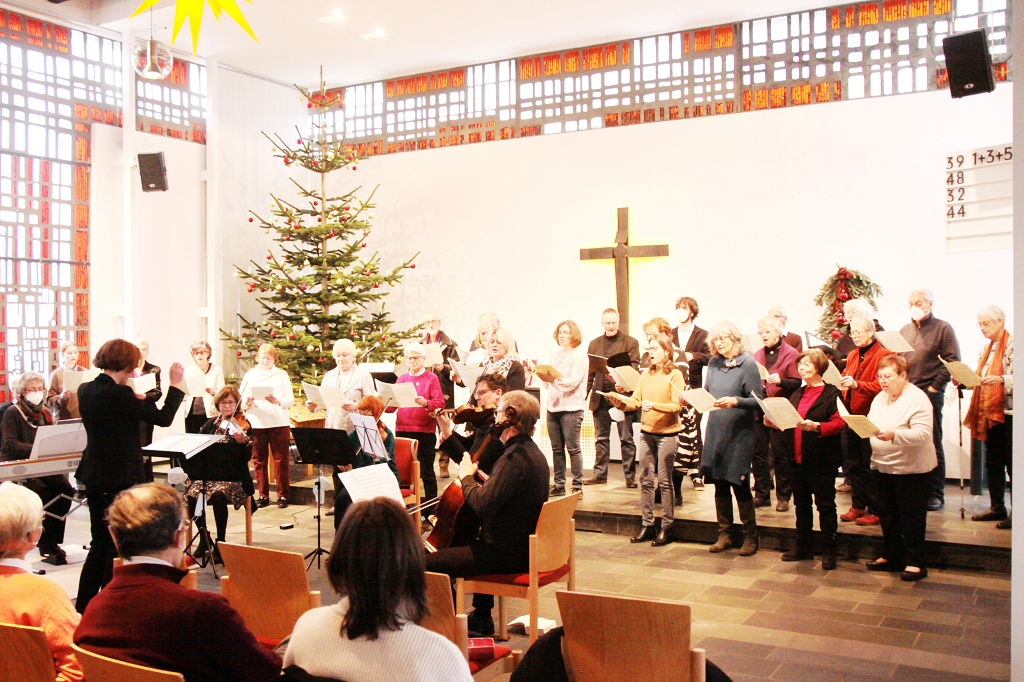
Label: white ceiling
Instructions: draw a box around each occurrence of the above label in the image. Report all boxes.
[19,0,832,87]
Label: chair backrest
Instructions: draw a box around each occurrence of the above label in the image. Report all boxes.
[0,622,56,682]
[421,571,458,644]
[72,644,185,682]
[217,542,321,640]
[556,591,692,682]
[393,437,419,487]
[534,492,580,573]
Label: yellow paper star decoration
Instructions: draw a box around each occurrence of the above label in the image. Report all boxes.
[130,0,258,55]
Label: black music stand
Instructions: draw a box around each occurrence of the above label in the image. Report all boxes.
[175,442,246,575]
[292,429,357,570]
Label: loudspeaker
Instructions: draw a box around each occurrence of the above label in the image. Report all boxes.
[942,29,995,98]
[137,152,168,192]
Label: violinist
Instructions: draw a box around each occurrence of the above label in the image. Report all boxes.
[187,386,257,563]
[436,373,508,476]
[332,395,399,528]
[424,390,550,638]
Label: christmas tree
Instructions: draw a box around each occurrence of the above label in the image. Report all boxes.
[220,75,420,386]
[813,266,883,344]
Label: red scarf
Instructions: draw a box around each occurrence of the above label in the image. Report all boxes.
[963,330,1008,441]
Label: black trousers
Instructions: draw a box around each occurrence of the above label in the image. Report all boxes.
[872,470,930,569]
[982,415,1013,509]
[752,421,791,502]
[791,463,838,545]
[710,477,753,503]
[424,541,529,614]
[76,488,121,614]
[23,475,74,551]
[843,430,877,513]
[398,431,438,502]
[926,389,946,500]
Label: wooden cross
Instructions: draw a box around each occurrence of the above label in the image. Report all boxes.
[579,207,669,334]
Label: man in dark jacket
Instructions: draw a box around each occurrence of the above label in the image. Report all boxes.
[75,483,281,682]
[422,311,459,478]
[900,288,960,511]
[584,309,641,487]
[424,390,550,637]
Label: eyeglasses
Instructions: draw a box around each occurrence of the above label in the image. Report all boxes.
[220,400,237,406]
[978,320,999,329]
[474,388,494,398]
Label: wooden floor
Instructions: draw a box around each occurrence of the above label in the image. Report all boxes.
[38,484,1011,682]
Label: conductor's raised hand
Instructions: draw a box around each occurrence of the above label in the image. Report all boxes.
[168,362,185,388]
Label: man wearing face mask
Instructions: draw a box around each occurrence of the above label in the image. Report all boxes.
[0,372,75,565]
[900,289,960,511]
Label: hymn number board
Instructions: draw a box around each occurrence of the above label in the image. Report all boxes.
[944,143,1012,253]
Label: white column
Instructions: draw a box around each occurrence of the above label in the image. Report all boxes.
[120,29,136,340]
[1011,5,1022,680]
[204,58,221,355]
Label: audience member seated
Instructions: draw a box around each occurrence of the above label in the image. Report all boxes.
[0,482,83,682]
[74,483,281,682]
[284,497,473,682]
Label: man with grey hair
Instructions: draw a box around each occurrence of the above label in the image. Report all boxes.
[135,338,163,473]
[768,306,803,351]
[900,289,960,511]
[422,311,459,478]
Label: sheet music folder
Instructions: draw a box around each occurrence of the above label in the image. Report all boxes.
[179,443,250,483]
[292,428,358,467]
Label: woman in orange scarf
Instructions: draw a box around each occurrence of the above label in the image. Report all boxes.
[963,305,1013,529]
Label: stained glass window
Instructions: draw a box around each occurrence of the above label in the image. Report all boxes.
[316,0,1012,158]
[0,10,122,401]
[135,58,207,143]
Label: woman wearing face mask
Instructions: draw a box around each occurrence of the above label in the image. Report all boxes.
[47,341,85,421]
[1,372,76,565]
[183,341,225,434]
[307,339,377,433]
[333,395,399,528]
[390,343,445,510]
[240,344,295,509]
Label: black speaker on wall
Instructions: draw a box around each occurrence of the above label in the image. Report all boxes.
[138,152,168,192]
[942,29,995,98]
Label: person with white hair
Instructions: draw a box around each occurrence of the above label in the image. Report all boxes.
[752,315,801,511]
[307,339,376,432]
[768,306,803,351]
[0,482,83,682]
[964,305,1013,529]
[701,321,764,556]
[391,342,445,510]
[422,312,459,478]
[0,372,74,565]
[900,289,961,511]
[835,298,885,360]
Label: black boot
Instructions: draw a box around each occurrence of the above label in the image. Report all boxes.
[652,525,673,547]
[737,499,758,556]
[672,469,685,507]
[631,525,657,543]
[709,496,734,553]
[821,534,837,571]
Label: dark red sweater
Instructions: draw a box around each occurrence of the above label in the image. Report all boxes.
[74,564,281,682]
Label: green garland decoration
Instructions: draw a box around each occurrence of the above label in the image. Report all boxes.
[813,266,883,345]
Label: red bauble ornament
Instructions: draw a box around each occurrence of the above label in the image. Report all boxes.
[344,205,351,210]
[830,329,843,340]
[300,284,308,291]
[284,157,291,164]
[266,254,272,260]
[236,351,243,357]
[288,333,296,340]
[381,335,387,341]
[410,264,416,269]
[297,139,302,144]
[836,313,847,325]
[270,331,277,338]
[373,283,380,288]
[361,243,367,248]
[260,287,266,292]
[838,290,850,302]
[285,236,292,241]
[313,201,318,206]
[248,217,253,222]
[351,165,357,171]
[328,231,335,237]
[317,217,322,222]
[350,331,356,337]
[307,102,313,108]
[340,216,348,222]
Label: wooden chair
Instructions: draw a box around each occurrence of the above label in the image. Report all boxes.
[394,436,422,508]
[422,571,519,675]
[217,542,321,644]
[556,591,706,682]
[0,623,56,682]
[112,557,199,590]
[71,643,185,682]
[457,492,580,644]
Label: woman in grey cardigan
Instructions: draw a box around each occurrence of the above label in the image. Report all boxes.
[700,321,764,556]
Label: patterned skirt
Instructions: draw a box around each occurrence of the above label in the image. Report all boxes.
[675,405,702,473]
[185,480,248,509]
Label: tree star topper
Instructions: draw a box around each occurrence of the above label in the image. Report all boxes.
[130,0,257,55]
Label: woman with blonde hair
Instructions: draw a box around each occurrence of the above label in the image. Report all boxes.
[240,344,295,508]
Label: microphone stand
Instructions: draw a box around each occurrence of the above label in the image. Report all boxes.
[957,384,966,520]
[304,463,329,571]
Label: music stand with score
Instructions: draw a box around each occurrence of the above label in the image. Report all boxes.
[291,428,357,569]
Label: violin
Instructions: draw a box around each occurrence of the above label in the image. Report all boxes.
[218,412,252,443]
[431,403,497,425]
[423,405,520,553]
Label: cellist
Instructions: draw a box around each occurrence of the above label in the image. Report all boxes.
[435,373,508,476]
[423,390,549,638]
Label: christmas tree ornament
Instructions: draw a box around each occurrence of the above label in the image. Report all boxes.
[814,266,882,345]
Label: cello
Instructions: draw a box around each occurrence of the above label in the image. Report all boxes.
[423,405,519,553]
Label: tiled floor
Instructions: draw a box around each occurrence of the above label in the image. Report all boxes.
[39,496,1010,682]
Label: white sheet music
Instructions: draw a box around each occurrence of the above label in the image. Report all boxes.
[607,366,641,392]
[823,361,844,388]
[875,331,915,353]
[678,388,721,414]
[29,423,87,460]
[302,381,346,410]
[63,368,100,393]
[752,393,803,431]
[185,376,209,397]
[249,385,274,401]
[129,372,157,395]
[938,356,982,388]
[375,380,421,408]
[350,413,389,461]
[836,397,880,439]
[754,361,770,380]
[144,434,223,459]
[339,463,404,505]
[422,343,444,367]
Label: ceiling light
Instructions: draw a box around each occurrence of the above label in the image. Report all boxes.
[318,10,346,23]
[360,28,387,39]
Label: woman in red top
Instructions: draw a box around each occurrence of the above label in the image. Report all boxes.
[838,316,892,526]
[391,343,445,509]
[774,349,845,570]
